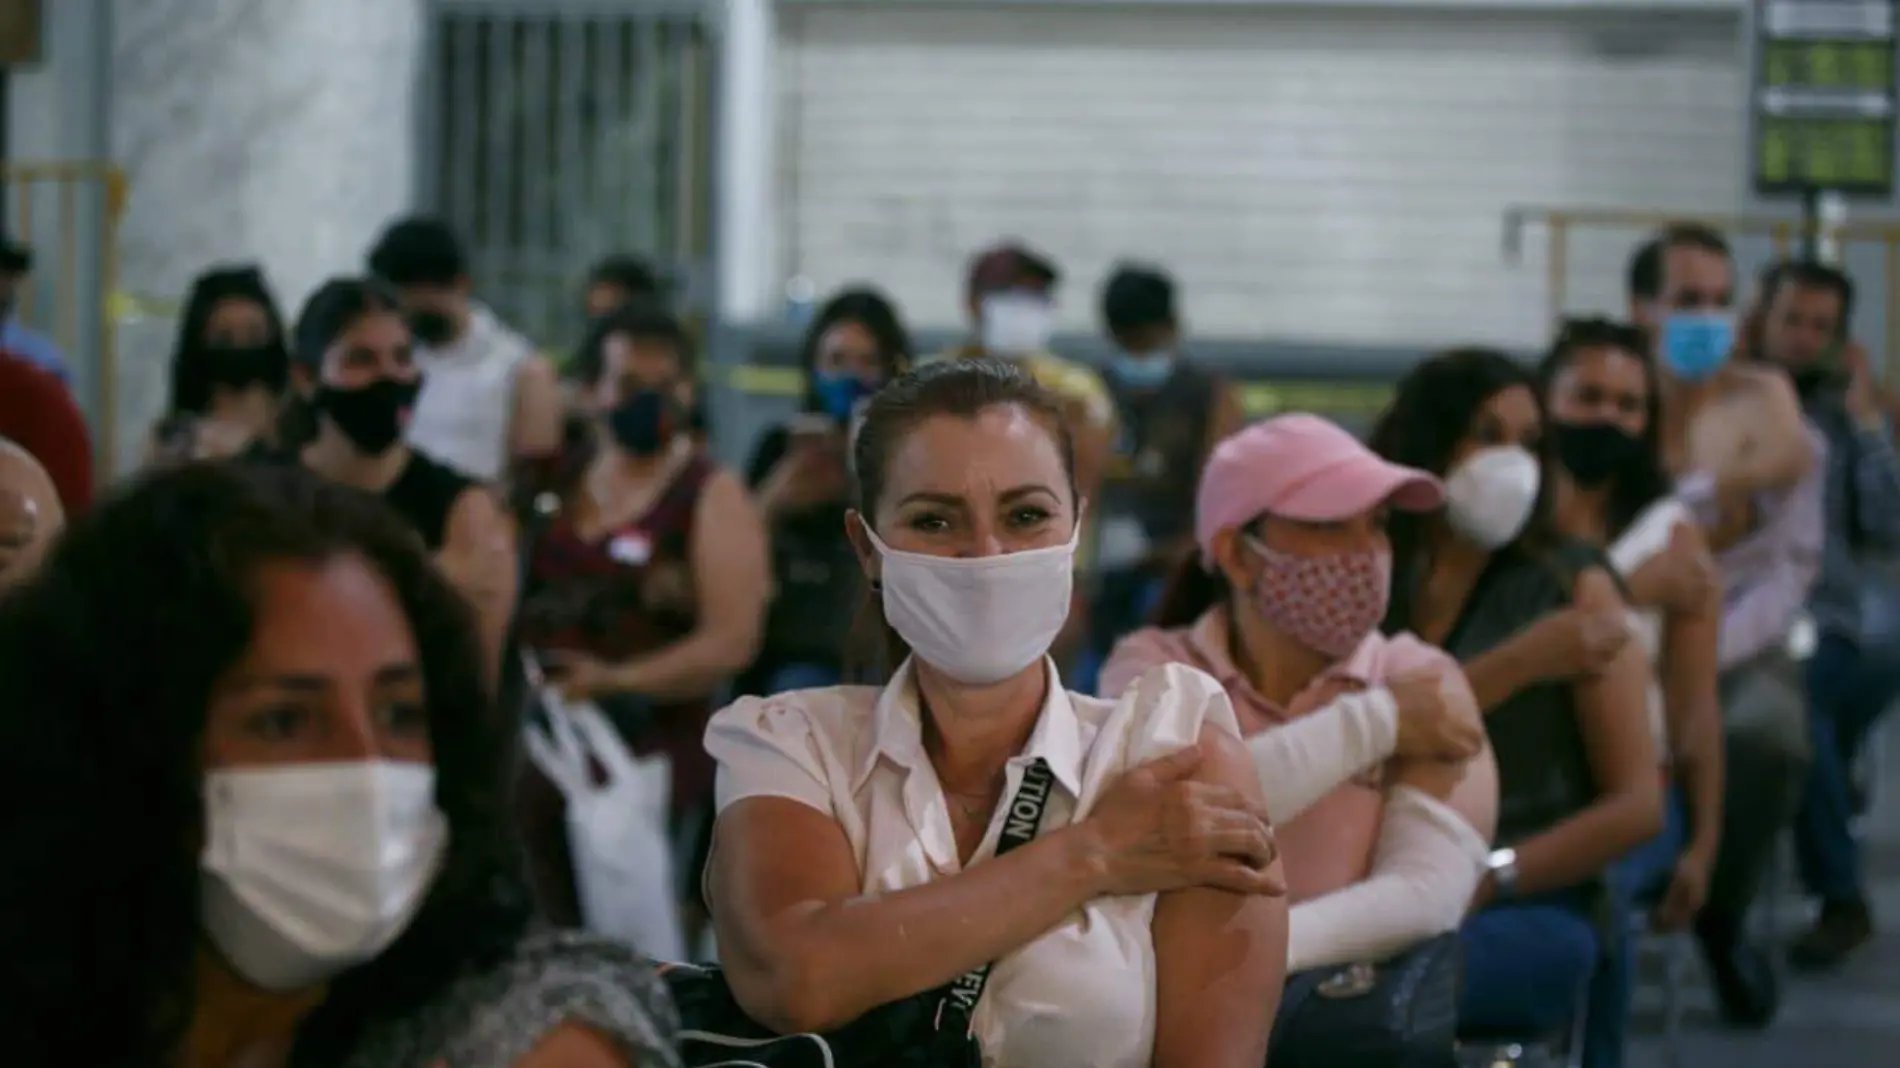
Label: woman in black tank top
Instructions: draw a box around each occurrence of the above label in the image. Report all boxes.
[1371,349,1661,1063]
[285,277,517,675]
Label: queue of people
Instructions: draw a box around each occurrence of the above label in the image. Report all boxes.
[0,216,1893,1068]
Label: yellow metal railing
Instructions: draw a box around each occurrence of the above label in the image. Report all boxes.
[1504,204,1900,379]
[3,160,128,476]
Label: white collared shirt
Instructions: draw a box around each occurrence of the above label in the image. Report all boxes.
[704,658,1241,1068]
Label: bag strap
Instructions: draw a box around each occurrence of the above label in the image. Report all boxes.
[932,757,1057,1034]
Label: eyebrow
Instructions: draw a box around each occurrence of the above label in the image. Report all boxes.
[896,484,1059,509]
[232,663,423,693]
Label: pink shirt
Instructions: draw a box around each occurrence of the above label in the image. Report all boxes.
[1101,606,1455,903]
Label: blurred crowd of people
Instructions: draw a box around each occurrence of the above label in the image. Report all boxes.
[0,214,1893,1068]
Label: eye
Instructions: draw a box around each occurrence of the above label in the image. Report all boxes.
[244,705,311,743]
[378,699,429,736]
[906,510,952,534]
[1007,505,1052,529]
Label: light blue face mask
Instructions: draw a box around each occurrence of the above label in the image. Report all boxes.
[1109,350,1175,389]
[1659,312,1734,382]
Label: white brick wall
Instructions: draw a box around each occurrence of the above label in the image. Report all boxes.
[777,1,1749,350]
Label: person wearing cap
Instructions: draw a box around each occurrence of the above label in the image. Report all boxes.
[0,238,69,384]
[1370,348,1661,1057]
[1099,416,1498,1013]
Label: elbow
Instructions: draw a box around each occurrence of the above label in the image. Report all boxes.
[1617,780,1667,852]
[709,621,765,679]
[735,951,859,1035]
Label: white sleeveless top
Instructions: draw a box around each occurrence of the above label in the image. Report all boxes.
[405,303,534,482]
[1607,497,1690,758]
[704,659,1243,1068]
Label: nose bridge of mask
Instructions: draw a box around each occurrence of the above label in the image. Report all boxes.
[861,517,1081,571]
[979,291,1056,353]
[204,762,437,851]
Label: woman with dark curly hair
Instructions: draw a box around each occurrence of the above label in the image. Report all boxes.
[0,462,678,1068]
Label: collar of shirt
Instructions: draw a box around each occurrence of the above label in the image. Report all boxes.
[851,656,1086,799]
[1182,605,1381,725]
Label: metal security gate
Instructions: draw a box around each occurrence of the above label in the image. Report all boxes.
[420,1,717,356]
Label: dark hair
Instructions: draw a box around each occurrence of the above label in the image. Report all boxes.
[166,265,290,416]
[796,287,912,412]
[587,255,666,306]
[292,276,406,372]
[1101,263,1177,339]
[1151,526,1257,630]
[1757,258,1856,335]
[1536,317,1673,538]
[0,462,531,1068]
[1627,222,1732,303]
[847,358,1077,677]
[571,300,695,386]
[1369,347,1560,631]
[368,216,468,288]
[276,277,408,450]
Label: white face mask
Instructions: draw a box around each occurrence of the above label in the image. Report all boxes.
[978,292,1056,356]
[863,520,1078,685]
[200,760,448,991]
[1443,445,1541,550]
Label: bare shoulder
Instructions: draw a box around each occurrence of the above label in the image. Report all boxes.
[1570,565,1624,610]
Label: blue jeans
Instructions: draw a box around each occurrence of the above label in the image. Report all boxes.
[1460,894,1602,1039]
[1584,787,1690,1068]
[766,661,842,695]
[1795,631,1900,904]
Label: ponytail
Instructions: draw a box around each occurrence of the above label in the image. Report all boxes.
[1150,553,1230,629]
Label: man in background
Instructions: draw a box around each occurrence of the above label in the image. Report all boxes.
[1751,258,1900,969]
[1625,224,1822,1027]
[585,254,668,320]
[1090,263,1242,670]
[368,217,564,484]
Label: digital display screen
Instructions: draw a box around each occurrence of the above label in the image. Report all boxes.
[1757,115,1895,186]
[1762,39,1895,90]
[1753,3,1898,195]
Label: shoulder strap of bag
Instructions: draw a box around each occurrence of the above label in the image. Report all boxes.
[932,757,1056,1034]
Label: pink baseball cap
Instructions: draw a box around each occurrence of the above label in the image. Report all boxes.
[1194,413,1445,560]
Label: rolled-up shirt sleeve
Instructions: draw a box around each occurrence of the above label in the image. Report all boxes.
[1716,438,1828,670]
[704,696,835,815]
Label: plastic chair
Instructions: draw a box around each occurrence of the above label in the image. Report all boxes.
[1453,983,1590,1068]
[1631,912,1693,1068]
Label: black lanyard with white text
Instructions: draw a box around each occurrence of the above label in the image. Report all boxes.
[932,757,1056,1034]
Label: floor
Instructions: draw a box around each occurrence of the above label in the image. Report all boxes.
[1624,726,1900,1068]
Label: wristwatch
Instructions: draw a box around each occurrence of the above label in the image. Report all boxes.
[1485,847,1520,899]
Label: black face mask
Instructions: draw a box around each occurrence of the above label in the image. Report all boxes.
[1552,420,1648,489]
[607,388,676,456]
[406,310,458,347]
[317,378,422,455]
[198,343,290,394]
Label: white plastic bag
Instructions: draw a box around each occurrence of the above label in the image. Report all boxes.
[523,687,688,962]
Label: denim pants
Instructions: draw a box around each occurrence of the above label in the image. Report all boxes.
[1796,631,1900,904]
[1460,893,1602,1039]
[1584,787,1690,1068]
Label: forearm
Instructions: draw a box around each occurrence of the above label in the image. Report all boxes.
[736,826,1105,1032]
[1508,784,1664,896]
[1287,787,1487,973]
[608,625,760,702]
[1669,697,1725,861]
[1463,641,1535,713]
[1152,885,1284,1068]
[1245,688,1397,824]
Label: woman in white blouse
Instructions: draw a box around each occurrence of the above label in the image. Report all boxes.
[703,358,1288,1068]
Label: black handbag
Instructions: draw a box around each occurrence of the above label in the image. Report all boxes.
[1267,931,1463,1068]
[665,760,1059,1068]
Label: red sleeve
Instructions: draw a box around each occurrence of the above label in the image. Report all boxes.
[0,355,94,514]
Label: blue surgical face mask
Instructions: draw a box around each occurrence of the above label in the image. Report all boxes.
[1109,349,1175,389]
[812,369,877,423]
[1660,312,1734,382]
